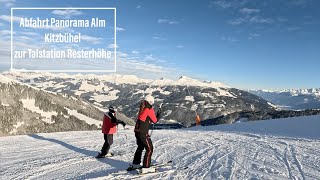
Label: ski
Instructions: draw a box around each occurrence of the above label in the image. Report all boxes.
[95,152,122,159]
[150,160,173,168]
[137,168,159,175]
[109,160,188,177]
[109,160,173,175]
[137,164,188,176]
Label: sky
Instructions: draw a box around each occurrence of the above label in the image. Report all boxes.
[0,0,319,89]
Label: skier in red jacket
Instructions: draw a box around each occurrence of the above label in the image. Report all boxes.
[127,95,161,172]
[96,106,126,158]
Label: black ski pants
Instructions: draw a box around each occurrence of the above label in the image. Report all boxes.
[133,132,153,168]
[101,134,113,155]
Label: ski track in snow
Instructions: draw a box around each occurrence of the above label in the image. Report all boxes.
[1,123,320,180]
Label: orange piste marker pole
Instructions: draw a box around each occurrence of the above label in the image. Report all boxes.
[196,115,201,126]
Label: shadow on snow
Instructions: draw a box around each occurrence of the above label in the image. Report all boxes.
[28,134,129,179]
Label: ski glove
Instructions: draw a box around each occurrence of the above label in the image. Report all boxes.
[120,121,126,127]
[156,108,161,119]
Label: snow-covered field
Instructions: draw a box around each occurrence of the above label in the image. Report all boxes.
[1,115,320,180]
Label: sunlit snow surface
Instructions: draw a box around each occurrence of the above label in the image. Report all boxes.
[1,115,320,179]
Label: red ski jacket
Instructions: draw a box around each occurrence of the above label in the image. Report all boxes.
[134,106,159,134]
[102,113,117,134]
[138,108,158,123]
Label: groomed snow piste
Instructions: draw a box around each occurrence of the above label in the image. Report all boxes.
[1,115,320,180]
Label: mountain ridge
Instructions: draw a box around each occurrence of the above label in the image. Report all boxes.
[248,88,320,110]
[2,72,275,127]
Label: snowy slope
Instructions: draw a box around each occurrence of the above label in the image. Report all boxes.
[1,115,320,180]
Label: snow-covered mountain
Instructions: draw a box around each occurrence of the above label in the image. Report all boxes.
[0,74,134,136]
[1,114,319,179]
[248,89,320,110]
[2,72,275,126]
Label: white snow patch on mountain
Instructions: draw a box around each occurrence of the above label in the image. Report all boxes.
[1,102,9,106]
[204,104,225,108]
[185,95,194,101]
[164,110,172,116]
[21,98,57,124]
[91,90,120,102]
[33,81,65,90]
[0,74,15,84]
[79,81,105,92]
[217,88,237,98]
[65,108,102,127]
[191,104,198,111]
[9,122,25,134]
[267,102,278,108]
[13,121,25,129]
[165,119,179,123]
[201,92,215,99]
[168,76,227,88]
[133,87,171,96]
[197,100,206,105]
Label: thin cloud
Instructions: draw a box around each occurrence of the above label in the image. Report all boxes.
[107,43,118,48]
[15,35,34,42]
[0,15,21,22]
[210,0,233,8]
[250,33,260,37]
[81,35,102,44]
[287,27,301,31]
[228,16,274,25]
[0,30,11,36]
[289,0,312,6]
[152,36,167,40]
[248,33,261,40]
[116,27,125,31]
[132,50,139,54]
[0,39,11,57]
[277,17,288,22]
[157,19,179,25]
[51,9,83,19]
[221,36,239,42]
[0,15,67,31]
[136,5,141,9]
[117,58,177,75]
[239,8,260,14]
[249,16,274,24]
[110,50,179,78]
[209,0,247,9]
[176,45,184,48]
[228,18,246,25]
[0,0,15,7]
[144,54,156,61]
[20,31,38,36]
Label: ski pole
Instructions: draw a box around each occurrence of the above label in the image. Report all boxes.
[123,125,127,140]
[150,103,162,137]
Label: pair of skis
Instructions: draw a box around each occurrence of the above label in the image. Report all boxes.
[109,160,188,176]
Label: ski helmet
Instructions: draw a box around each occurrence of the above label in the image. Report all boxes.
[109,106,117,113]
[144,95,154,105]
